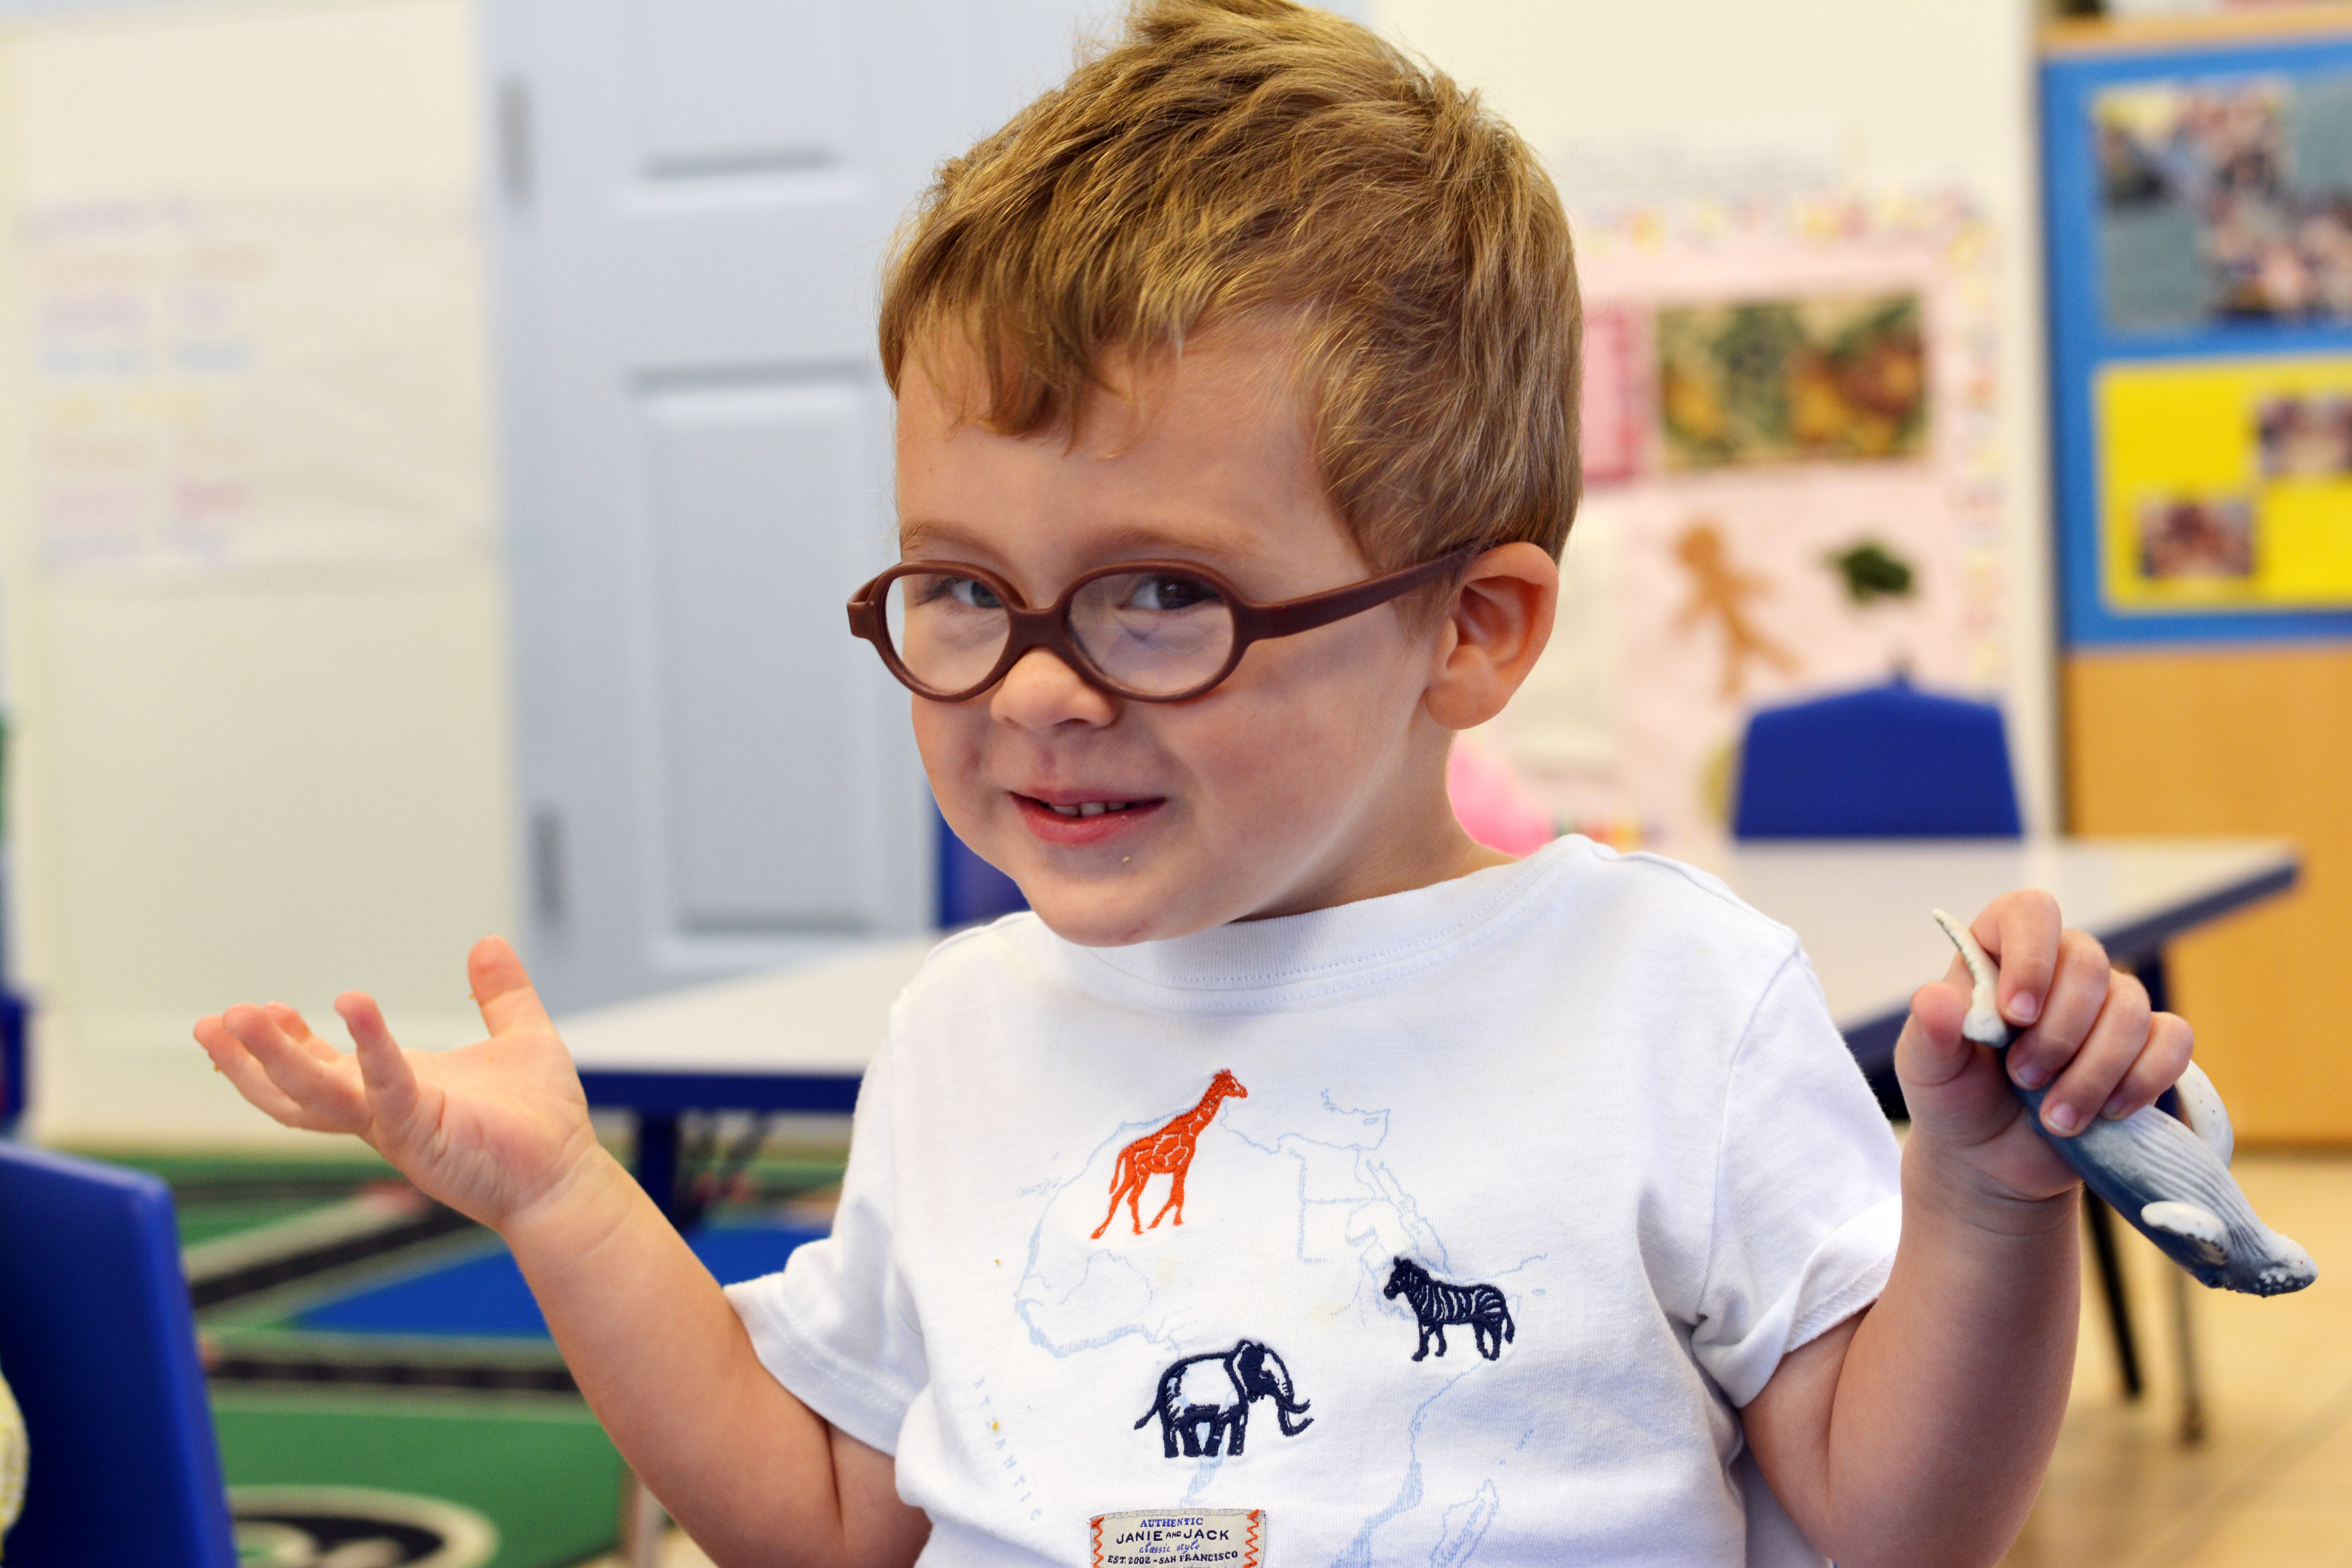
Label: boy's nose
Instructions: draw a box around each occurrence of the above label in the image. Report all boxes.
[990,645,1120,731]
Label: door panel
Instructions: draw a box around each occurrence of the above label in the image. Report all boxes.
[489,0,985,1007]
[640,374,887,935]
[486,0,1311,1008]
[630,0,854,178]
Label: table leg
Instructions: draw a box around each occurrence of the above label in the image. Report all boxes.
[618,1467,669,1567]
[2167,1263,2205,1445]
[2083,1189,2142,1401]
[2131,946,2210,1443]
[635,1111,683,1228]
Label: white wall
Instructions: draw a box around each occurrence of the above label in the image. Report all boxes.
[1374,0,2059,832]
[0,0,513,1145]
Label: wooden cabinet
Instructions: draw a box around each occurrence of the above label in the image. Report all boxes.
[2066,647,2352,1144]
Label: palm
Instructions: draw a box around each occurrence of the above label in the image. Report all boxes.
[366,1022,597,1222]
[195,936,602,1229]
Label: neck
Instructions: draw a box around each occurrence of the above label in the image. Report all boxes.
[1241,732,1508,921]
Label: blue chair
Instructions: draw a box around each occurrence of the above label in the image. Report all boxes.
[0,991,29,1132]
[1733,677,2021,840]
[0,1141,237,1566]
[938,808,1027,927]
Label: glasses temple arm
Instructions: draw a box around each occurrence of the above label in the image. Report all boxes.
[1257,546,1480,637]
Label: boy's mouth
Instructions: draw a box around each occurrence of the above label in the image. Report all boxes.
[1013,791,1166,845]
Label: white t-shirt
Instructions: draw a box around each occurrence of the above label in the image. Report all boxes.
[727,837,1902,1566]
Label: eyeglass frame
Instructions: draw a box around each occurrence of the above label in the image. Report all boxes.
[845,543,1481,704]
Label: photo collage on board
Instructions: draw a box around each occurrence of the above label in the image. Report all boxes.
[2088,69,2352,614]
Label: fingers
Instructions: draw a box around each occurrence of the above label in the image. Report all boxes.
[2004,956,2192,1138]
[2099,1011,2196,1123]
[1974,890,2061,1031]
[2003,930,2116,1098]
[468,936,555,1040]
[194,1014,329,1129]
[2025,959,2144,1134]
[213,1004,370,1132]
[264,1003,340,1064]
[336,991,422,1128]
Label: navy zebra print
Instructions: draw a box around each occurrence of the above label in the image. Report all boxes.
[1383,1257,1514,1361]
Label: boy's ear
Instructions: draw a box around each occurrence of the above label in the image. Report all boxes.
[1422,542,1559,731]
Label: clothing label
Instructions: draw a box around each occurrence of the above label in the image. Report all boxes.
[1090,1509,1264,1566]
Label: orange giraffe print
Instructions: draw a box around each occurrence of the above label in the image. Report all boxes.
[1092,1069,1249,1240]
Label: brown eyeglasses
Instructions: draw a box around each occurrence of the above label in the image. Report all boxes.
[846,545,1478,703]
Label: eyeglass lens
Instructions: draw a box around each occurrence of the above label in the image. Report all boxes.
[882,569,1238,697]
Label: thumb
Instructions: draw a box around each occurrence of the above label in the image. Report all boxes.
[1893,978,1971,1097]
[468,935,555,1039]
[1891,967,2022,1142]
[337,991,421,1127]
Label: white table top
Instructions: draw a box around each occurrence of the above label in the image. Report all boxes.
[564,937,938,1077]
[1700,836,2298,1043]
[560,836,2298,1082]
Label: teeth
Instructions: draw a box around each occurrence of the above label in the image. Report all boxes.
[1045,799,1137,818]
[1079,802,1105,817]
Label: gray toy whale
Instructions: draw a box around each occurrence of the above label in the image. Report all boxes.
[1932,910,2316,1297]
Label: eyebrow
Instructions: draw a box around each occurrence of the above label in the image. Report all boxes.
[897,516,1270,563]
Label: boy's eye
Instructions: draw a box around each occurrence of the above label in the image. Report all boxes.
[1124,573,1220,612]
[920,574,1003,612]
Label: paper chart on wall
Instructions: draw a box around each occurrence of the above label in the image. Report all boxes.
[2097,356,2352,610]
[25,194,494,576]
[1472,190,2007,853]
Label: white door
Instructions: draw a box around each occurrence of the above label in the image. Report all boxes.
[482,0,1118,1009]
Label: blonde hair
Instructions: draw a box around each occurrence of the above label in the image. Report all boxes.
[878,0,1581,569]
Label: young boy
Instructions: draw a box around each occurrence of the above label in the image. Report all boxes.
[196,4,2194,1564]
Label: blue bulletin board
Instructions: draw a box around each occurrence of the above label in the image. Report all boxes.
[2044,29,2352,647]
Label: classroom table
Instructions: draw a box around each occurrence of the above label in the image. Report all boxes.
[565,834,2299,1439]
[1706,835,2300,1095]
[570,836,2298,1179]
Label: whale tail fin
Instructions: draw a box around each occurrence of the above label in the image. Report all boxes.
[2142,1200,2230,1268]
[2171,1060,2235,1169]
[1931,909,2010,1047]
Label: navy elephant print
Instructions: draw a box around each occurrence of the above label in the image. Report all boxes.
[1137,1339,1314,1457]
[1385,1258,1514,1361]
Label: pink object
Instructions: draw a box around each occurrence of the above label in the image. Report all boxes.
[1447,740,1558,857]
[1579,306,1642,484]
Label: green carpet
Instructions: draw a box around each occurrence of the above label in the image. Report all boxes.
[179,1196,339,1248]
[215,1391,624,1568]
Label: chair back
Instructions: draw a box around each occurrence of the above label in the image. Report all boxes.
[0,993,26,1130]
[938,809,1027,926]
[1734,679,2022,839]
[0,1141,236,1567]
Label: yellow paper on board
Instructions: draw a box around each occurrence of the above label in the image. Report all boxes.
[2099,358,2352,611]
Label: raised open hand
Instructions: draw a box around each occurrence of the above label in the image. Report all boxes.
[194,937,606,1230]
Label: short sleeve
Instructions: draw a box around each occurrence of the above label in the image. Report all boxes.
[1690,950,1904,1408]
[723,1042,927,1454]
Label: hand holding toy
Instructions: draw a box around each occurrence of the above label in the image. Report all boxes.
[1932,910,2316,1296]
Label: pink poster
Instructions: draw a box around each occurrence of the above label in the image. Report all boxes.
[1473,191,2008,854]
[1579,305,1642,485]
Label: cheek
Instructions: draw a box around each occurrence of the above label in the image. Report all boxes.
[1186,632,1422,817]
[909,699,984,806]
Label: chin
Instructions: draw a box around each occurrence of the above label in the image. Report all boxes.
[1021,897,1162,948]
[1018,879,1218,947]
